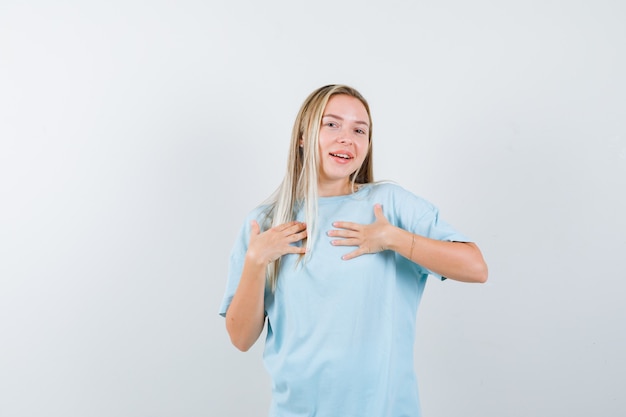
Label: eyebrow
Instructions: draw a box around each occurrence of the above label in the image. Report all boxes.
[322,113,370,127]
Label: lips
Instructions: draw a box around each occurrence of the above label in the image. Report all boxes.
[329,151,354,160]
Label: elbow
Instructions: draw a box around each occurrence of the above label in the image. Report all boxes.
[226,324,254,352]
[230,337,254,352]
[456,257,487,283]
[227,329,255,352]
[225,315,257,352]
[464,243,488,283]
[473,260,488,283]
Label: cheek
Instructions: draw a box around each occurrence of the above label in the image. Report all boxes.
[317,133,329,152]
[357,139,369,155]
[360,141,371,164]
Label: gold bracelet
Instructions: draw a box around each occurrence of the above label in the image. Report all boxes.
[409,233,415,261]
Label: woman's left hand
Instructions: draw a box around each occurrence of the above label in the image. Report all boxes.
[328,204,392,260]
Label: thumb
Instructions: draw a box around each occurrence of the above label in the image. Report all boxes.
[250,220,261,236]
[373,204,386,221]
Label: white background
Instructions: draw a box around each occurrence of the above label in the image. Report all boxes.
[1,1,625,416]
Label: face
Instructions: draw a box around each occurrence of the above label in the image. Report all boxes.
[316,94,370,192]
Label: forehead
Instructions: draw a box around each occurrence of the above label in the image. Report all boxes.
[323,94,369,122]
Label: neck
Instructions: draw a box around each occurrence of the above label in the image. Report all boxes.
[318,179,355,197]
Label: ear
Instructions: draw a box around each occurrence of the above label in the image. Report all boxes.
[299,137,304,148]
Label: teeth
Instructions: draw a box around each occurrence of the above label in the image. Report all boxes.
[331,153,351,159]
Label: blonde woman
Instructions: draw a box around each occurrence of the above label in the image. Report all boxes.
[220,84,488,417]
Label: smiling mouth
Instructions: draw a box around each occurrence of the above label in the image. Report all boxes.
[329,152,353,159]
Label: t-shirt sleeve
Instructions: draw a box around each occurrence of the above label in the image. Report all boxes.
[396,187,472,280]
[218,219,251,317]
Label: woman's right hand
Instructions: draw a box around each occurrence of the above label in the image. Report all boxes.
[246,220,307,266]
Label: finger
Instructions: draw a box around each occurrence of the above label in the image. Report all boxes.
[332,221,360,231]
[327,229,358,238]
[341,248,365,260]
[285,245,307,255]
[288,229,307,242]
[277,221,304,235]
[277,221,301,232]
[331,238,361,247]
[285,221,307,234]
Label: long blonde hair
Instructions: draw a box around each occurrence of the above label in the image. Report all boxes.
[265,84,374,290]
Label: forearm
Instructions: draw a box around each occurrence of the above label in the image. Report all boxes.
[225,256,267,351]
[387,226,488,283]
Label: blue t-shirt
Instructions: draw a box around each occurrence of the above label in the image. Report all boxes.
[220,183,470,417]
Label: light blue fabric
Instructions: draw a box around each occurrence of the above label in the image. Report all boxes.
[219,183,470,417]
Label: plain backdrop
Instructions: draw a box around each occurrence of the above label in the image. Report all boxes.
[1,1,625,416]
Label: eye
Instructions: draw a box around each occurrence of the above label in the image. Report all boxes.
[355,128,367,135]
[326,122,338,128]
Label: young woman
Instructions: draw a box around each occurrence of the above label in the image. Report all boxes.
[220,84,488,417]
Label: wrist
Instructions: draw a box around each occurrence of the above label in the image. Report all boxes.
[385,225,405,252]
[245,250,269,269]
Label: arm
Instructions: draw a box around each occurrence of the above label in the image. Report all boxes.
[225,220,307,351]
[225,255,267,352]
[386,228,487,283]
[329,204,487,283]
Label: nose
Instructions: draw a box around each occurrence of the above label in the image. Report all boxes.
[337,128,354,144]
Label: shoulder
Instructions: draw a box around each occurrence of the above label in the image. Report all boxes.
[234,203,274,236]
[229,204,274,255]
[366,181,407,195]
[245,203,273,221]
[245,204,274,227]
[362,183,441,228]
[365,182,435,208]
